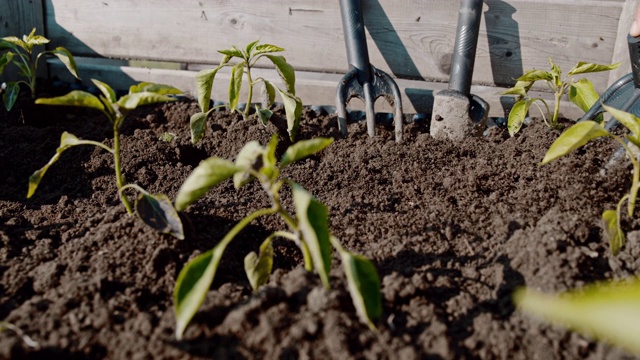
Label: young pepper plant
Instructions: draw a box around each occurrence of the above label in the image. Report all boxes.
[172,136,382,339]
[502,58,619,136]
[190,40,302,144]
[0,28,80,111]
[541,104,640,255]
[28,79,184,239]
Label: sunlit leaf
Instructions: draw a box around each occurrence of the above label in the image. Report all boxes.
[26,35,49,46]
[174,157,241,211]
[603,104,640,140]
[292,184,332,289]
[174,244,224,339]
[49,47,80,79]
[129,82,182,95]
[233,141,263,188]
[280,137,333,168]
[549,57,562,87]
[603,209,625,255]
[261,134,279,182]
[244,237,274,292]
[541,121,610,164]
[135,193,184,240]
[253,44,285,57]
[189,109,215,144]
[265,55,295,95]
[116,92,176,110]
[0,51,15,74]
[245,39,261,56]
[195,66,223,112]
[275,88,302,141]
[3,82,19,111]
[513,279,640,355]
[27,132,84,198]
[337,243,382,330]
[507,99,531,136]
[91,79,117,103]
[568,62,620,76]
[501,86,528,97]
[517,69,553,82]
[218,47,244,58]
[36,90,105,113]
[229,62,244,112]
[569,79,599,113]
[2,36,28,52]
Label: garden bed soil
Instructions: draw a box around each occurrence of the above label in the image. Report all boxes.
[1,96,639,359]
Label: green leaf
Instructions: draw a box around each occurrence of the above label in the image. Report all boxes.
[0,51,15,74]
[513,279,640,355]
[189,109,215,144]
[174,244,225,339]
[195,66,223,112]
[336,243,382,330]
[2,36,28,52]
[501,86,528,98]
[233,141,263,188]
[27,132,84,198]
[261,80,276,107]
[174,157,241,211]
[507,99,531,136]
[135,193,185,240]
[541,121,610,165]
[129,82,182,95]
[116,92,176,110]
[264,55,295,95]
[549,57,562,87]
[26,35,49,46]
[603,209,625,255]
[292,184,332,289]
[569,79,599,113]
[91,79,117,104]
[14,59,30,78]
[229,62,244,112]
[245,39,261,56]
[275,88,302,141]
[568,62,620,76]
[3,82,19,111]
[603,104,640,140]
[280,137,333,168]
[218,47,244,58]
[49,47,80,79]
[256,106,273,126]
[35,90,106,113]
[261,134,279,182]
[244,237,274,292]
[517,69,553,82]
[252,44,285,56]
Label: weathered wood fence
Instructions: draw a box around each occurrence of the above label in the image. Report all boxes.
[1,0,639,117]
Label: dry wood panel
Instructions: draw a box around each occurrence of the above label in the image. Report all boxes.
[44,0,624,90]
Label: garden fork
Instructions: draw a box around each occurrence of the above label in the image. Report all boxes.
[336,0,403,142]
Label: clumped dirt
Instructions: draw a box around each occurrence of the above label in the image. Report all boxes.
[1,95,639,359]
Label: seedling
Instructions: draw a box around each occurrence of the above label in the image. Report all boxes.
[502,58,619,136]
[173,136,382,339]
[0,321,38,348]
[541,104,640,255]
[190,40,302,144]
[28,79,184,239]
[514,279,640,355]
[0,28,79,111]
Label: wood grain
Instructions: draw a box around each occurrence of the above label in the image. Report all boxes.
[43,0,624,90]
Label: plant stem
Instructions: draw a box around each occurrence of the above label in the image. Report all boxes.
[552,90,562,128]
[113,121,133,215]
[244,64,254,120]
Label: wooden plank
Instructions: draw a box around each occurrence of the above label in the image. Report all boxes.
[0,0,44,38]
[0,0,46,82]
[44,0,623,91]
[49,58,587,120]
[608,0,640,86]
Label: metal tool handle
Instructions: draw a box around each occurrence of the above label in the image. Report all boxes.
[628,34,640,88]
[449,0,483,95]
[339,0,372,84]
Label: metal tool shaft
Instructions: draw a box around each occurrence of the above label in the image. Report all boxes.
[449,0,483,95]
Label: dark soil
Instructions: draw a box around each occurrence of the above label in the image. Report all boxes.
[1,95,639,359]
